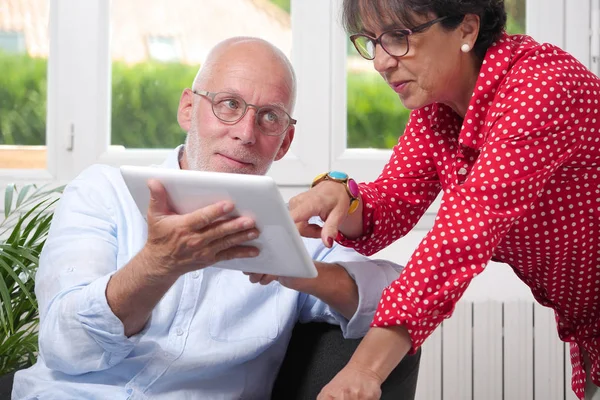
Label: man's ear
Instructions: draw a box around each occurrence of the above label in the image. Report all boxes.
[274,125,295,161]
[177,88,194,132]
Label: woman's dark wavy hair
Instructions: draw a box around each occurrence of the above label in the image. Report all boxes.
[342,0,507,59]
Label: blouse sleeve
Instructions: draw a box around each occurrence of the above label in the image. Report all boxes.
[337,109,443,255]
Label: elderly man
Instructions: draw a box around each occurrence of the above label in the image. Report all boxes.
[12,37,406,399]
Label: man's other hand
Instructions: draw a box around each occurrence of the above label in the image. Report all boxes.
[143,179,260,277]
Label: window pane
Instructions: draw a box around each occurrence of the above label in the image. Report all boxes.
[346,0,527,150]
[506,0,527,35]
[0,0,48,168]
[346,49,409,150]
[110,0,292,149]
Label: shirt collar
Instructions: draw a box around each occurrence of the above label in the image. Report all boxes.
[459,32,514,150]
[428,32,515,151]
[160,145,184,169]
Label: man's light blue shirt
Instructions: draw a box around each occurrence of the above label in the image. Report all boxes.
[13,148,402,400]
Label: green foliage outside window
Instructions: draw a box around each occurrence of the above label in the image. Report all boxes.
[0,52,46,146]
[268,0,290,14]
[0,1,526,150]
[347,72,409,149]
[0,52,405,149]
[111,61,196,148]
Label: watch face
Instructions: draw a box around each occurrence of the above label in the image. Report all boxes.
[347,178,360,198]
[328,171,348,181]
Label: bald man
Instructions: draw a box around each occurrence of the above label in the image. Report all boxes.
[12,38,404,399]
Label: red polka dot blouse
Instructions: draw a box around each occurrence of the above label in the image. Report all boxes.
[338,33,600,399]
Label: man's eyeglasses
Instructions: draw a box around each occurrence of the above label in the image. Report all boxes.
[192,90,296,137]
[350,16,448,60]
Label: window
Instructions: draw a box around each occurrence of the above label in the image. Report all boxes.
[506,0,527,35]
[7,0,583,187]
[109,0,293,151]
[345,0,527,151]
[0,31,26,54]
[0,4,48,171]
[147,36,180,63]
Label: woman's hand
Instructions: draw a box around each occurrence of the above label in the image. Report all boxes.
[289,181,362,247]
[318,326,413,399]
[243,272,306,289]
[316,363,382,400]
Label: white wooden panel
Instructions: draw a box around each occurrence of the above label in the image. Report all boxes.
[473,301,503,400]
[592,0,600,76]
[565,0,592,67]
[504,301,534,399]
[565,342,579,400]
[534,303,565,400]
[442,302,473,400]
[526,0,565,47]
[415,324,443,400]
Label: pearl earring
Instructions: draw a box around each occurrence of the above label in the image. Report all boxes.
[461,43,471,53]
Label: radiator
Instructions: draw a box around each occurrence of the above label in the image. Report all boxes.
[414,301,578,400]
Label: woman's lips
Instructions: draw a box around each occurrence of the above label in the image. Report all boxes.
[391,81,409,93]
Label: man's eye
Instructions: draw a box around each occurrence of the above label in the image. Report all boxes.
[262,111,280,124]
[222,99,240,109]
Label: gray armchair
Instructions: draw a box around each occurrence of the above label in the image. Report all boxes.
[272,322,421,400]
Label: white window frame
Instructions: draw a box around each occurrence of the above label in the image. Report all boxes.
[328,0,596,184]
[45,0,331,186]
[1,0,595,190]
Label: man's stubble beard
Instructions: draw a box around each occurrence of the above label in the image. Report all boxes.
[183,131,273,175]
[183,131,211,172]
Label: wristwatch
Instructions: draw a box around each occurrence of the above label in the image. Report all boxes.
[311,171,360,214]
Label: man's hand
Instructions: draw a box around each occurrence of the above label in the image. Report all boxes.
[316,363,383,400]
[144,179,260,277]
[106,179,260,337]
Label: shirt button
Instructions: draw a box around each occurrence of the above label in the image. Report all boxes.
[458,167,468,175]
[127,388,133,394]
[176,328,184,336]
[191,271,200,279]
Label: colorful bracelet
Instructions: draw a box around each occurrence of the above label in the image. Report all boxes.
[311,171,360,214]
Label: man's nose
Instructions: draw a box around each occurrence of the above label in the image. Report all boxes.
[233,107,258,145]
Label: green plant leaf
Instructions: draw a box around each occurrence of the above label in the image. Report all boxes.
[0,254,37,309]
[0,180,62,373]
[0,245,39,266]
[0,271,14,334]
[4,184,15,219]
[0,247,38,287]
[5,200,48,245]
[15,184,33,208]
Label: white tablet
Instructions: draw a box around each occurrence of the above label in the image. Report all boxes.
[120,166,318,278]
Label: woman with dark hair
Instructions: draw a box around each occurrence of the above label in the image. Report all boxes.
[289,1,600,399]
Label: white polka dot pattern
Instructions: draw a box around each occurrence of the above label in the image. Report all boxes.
[337,33,600,400]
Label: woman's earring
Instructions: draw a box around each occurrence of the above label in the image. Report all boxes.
[461,44,471,53]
